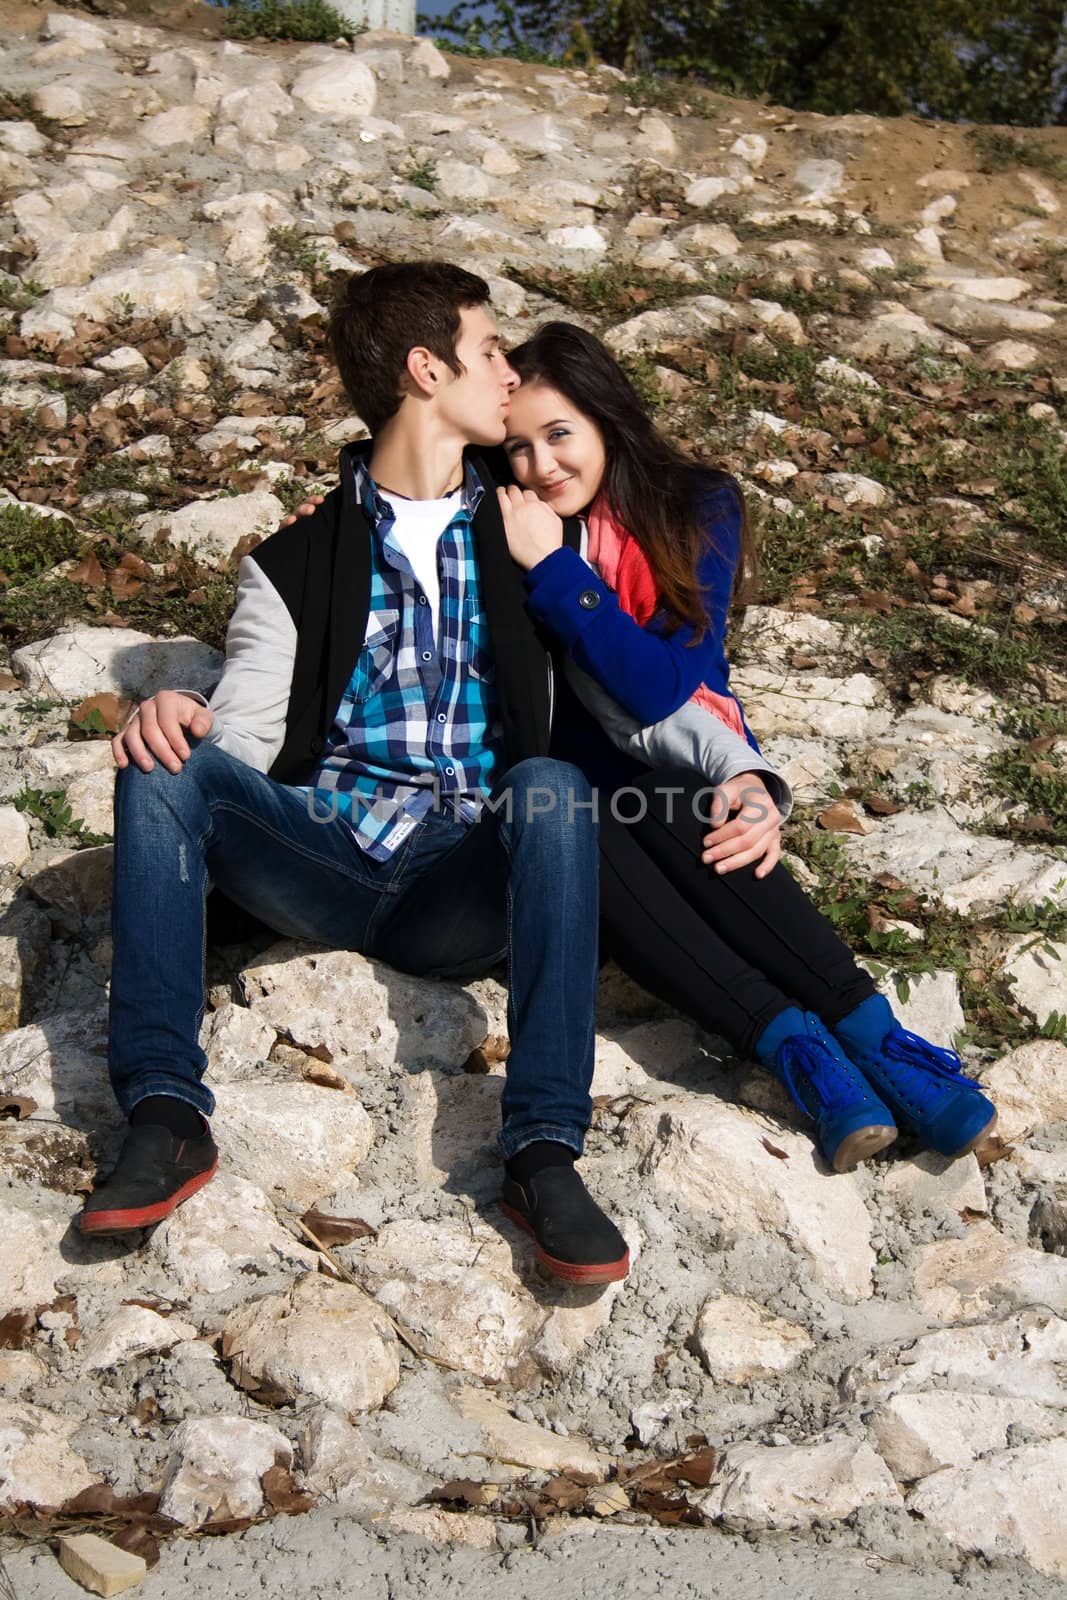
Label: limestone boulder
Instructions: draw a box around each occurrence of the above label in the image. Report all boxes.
[222,1274,400,1413]
[1002,938,1067,1029]
[842,1308,1067,1408]
[239,943,490,1083]
[701,1437,901,1530]
[211,1082,373,1207]
[80,1304,199,1372]
[625,1095,876,1300]
[532,1212,641,1374]
[451,1386,606,1477]
[135,491,285,567]
[908,1439,1067,1578]
[349,1216,544,1381]
[876,969,964,1049]
[912,1222,1067,1322]
[37,252,218,325]
[914,289,1055,338]
[980,1040,1067,1143]
[881,1149,986,1215]
[605,296,741,358]
[148,1173,318,1295]
[24,846,114,928]
[732,667,890,741]
[845,311,969,361]
[393,1070,502,1188]
[0,1009,113,1128]
[290,56,376,120]
[0,807,31,872]
[299,1404,431,1513]
[158,1416,293,1528]
[12,627,223,703]
[691,1295,814,1383]
[868,1391,1063,1482]
[0,1204,69,1310]
[203,1001,278,1085]
[0,1401,96,1510]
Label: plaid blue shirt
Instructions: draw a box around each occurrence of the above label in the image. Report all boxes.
[305,457,503,861]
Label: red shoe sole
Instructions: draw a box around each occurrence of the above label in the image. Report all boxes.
[78,1159,218,1235]
[500,1201,630,1285]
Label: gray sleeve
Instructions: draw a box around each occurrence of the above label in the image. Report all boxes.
[200,556,298,773]
[565,660,793,821]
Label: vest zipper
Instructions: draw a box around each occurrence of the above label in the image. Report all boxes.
[546,654,556,733]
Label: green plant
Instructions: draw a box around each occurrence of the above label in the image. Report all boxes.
[855,608,1041,698]
[503,261,699,324]
[11,786,110,848]
[400,153,438,194]
[623,72,713,114]
[221,0,363,41]
[0,277,45,313]
[967,126,1066,179]
[268,227,331,278]
[0,504,81,583]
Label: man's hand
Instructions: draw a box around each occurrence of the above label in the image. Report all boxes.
[280,494,325,529]
[496,485,564,571]
[700,773,782,878]
[113,691,214,774]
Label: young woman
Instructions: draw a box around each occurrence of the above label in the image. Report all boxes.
[495,320,997,1174]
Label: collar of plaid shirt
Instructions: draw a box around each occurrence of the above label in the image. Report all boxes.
[304,455,504,861]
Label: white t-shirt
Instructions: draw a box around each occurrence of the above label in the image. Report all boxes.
[379,489,462,646]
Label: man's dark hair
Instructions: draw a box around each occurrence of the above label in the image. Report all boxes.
[328,260,491,434]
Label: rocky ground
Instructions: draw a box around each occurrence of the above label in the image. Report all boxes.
[1,7,1067,1596]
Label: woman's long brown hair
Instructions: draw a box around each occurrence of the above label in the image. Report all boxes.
[507,321,758,642]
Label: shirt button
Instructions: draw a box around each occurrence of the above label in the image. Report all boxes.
[418,595,428,605]
[578,588,601,610]
[437,713,446,723]
[421,651,432,661]
[445,766,455,776]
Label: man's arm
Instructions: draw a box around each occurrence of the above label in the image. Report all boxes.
[112,556,298,774]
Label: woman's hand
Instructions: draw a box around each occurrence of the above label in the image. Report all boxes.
[496,485,564,571]
[280,495,325,528]
[700,773,781,878]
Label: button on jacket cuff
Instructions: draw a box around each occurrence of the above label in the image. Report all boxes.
[525,546,616,648]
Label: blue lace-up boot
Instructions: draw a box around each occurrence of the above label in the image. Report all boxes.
[832,994,997,1159]
[755,1007,898,1173]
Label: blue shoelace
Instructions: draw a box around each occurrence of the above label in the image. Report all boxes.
[777,1035,855,1116]
[881,1027,981,1091]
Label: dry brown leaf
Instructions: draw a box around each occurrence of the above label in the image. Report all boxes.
[70,693,129,736]
[67,553,106,589]
[0,1310,36,1350]
[429,1479,499,1508]
[299,1209,376,1247]
[541,1476,588,1511]
[111,1524,161,1568]
[760,1137,789,1160]
[261,1466,314,1516]
[975,1133,1013,1168]
[817,801,868,835]
[864,794,906,816]
[0,1096,37,1120]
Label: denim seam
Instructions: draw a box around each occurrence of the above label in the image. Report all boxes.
[207,798,404,896]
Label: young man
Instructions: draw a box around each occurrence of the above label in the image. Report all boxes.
[80,261,629,1287]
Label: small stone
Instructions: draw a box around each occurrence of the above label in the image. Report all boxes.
[869,1391,1060,1483]
[793,158,845,200]
[636,115,675,159]
[223,1273,400,1413]
[93,345,150,378]
[813,471,889,507]
[58,1533,147,1596]
[731,133,768,166]
[977,340,1042,371]
[80,1305,198,1372]
[546,225,608,254]
[290,57,377,120]
[908,1439,1067,1578]
[212,1081,374,1207]
[159,1416,293,1528]
[149,1173,317,1294]
[411,38,451,79]
[134,491,284,566]
[692,1295,813,1382]
[701,1437,901,1530]
[913,1221,1067,1322]
[0,1399,96,1510]
[981,1039,1067,1143]
[0,806,31,871]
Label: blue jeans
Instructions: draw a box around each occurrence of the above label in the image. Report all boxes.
[108,741,598,1158]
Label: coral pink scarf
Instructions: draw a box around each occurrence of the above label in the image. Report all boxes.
[585,493,746,736]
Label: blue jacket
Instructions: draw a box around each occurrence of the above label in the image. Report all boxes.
[524,477,758,749]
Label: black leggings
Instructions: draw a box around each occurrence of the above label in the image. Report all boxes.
[598,768,876,1059]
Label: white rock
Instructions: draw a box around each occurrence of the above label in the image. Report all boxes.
[481,142,520,177]
[148,1173,317,1294]
[692,1295,813,1382]
[12,627,222,703]
[918,290,1054,337]
[881,1149,986,1215]
[908,1439,1067,1578]
[869,1391,1061,1482]
[730,133,768,167]
[842,1307,1067,1408]
[814,471,889,507]
[212,1081,373,1207]
[222,1273,400,1413]
[32,206,134,290]
[913,1221,1067,1321]
[135,491,284,565]
[0,1400,96,1510]
[546,225,608,254]
[141,106,211,148]
[0,1205,68,1309]
[201,190,294,271]
[81,1305,199,1371]
[452,1387,606,1477]
[977,339,1042,371]
[239,943,490,1083]
[878,969,964,1049]
[816,356,882,390]
[701,1437,901,1530]
[203,1002,278,1084]
[1002,939,1067,1029]
[159,1416,293,1528]
[395,1070,502,1188]
[685,176,741,207]
[40,13,110,47]
[434,159,491,201]
[38,252,218,326]
[0,902,51,1032]
[351,1216,543,1381]
[854,246,895,272]
[290,57,377,120]
[411,38,451,80]
[0,121,50,157]
[0,1351,48,1393]
[300,1403,430,1511]
[32,81,87,124]
[733,667,890,742]
[847,310,969,361]
[94,345,150,378]
[0,806,31,871]
[980,1040,1067,1143]
[636,115,675,159]
[625,1097,876,1300]
[606,296,740,357]
[794,158,845,201]
[532,1213,641,1374]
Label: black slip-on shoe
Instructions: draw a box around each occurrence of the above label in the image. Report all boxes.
[78,1122,218,1236]
[501,1166,630,1285]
